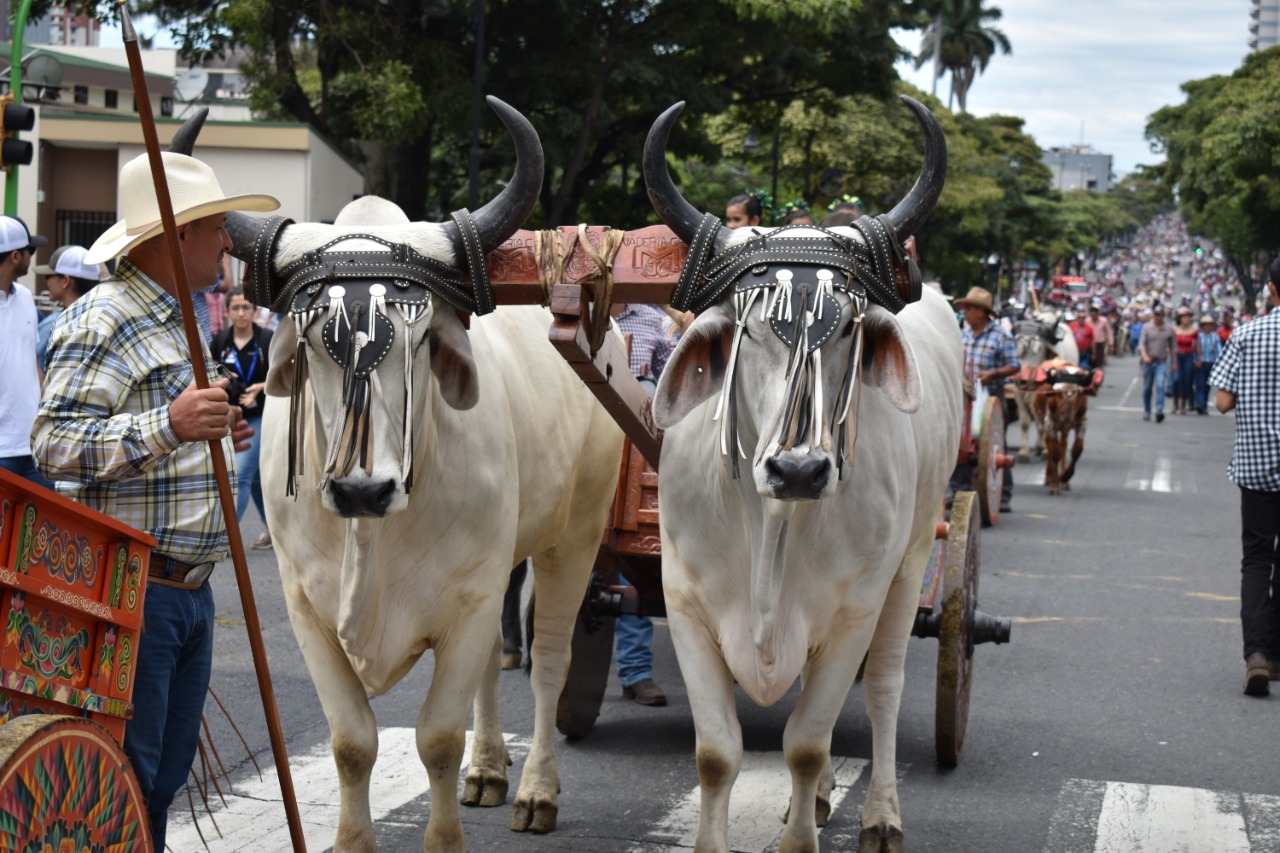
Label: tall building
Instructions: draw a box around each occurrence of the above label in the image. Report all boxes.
[0,2,99,47]
[1041,145,1115,193]
[1251,0,1280,51]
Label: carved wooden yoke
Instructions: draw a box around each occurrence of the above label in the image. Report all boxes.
[480,224,687,471]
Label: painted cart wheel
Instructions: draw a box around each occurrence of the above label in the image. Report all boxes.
[974,396,1005,527]
[935,491,980,767]
[0,714,151,852]
[556,565,618,739]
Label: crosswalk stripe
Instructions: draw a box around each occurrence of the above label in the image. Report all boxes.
[166,727,530,852]
[1124,453,1193,494]
[634,753,867,853]
[1044,778,1280,853]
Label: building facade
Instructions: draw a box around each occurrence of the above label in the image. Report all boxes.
[0,2,100,47]
[1251,0,1280,51]
[1041,145,1115,193]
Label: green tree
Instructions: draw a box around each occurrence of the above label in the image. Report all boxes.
[913,0,1011,113]
[1146,46,1280,314]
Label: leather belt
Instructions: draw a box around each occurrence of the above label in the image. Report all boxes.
[148,554,215,589]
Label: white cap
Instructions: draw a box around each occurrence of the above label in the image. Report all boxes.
[0,214,47,254]
[35,245,99,282]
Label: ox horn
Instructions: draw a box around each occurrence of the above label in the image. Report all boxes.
[443,95,545,254]
[884,95,948,238]
[643,101,729,251]
[168,107,209,156]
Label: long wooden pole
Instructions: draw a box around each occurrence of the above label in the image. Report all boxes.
[115,5,307,850]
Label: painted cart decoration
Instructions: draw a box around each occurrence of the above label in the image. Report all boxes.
[480,223,1012,764]
[0,467,153,852]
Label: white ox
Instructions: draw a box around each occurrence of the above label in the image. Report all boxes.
[643,98,962,853]
[227,100,622,852]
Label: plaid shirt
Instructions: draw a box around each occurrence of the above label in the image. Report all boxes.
[1209,309,1280,491]
[33,259,234,563]
[962,322,1020,395]
[615,304,673,379]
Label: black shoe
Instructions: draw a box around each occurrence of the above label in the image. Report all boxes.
[1156,412,1165,423]
[622,678,667,706]
[999,501,1011,513]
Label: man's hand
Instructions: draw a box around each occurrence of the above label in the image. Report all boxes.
[230,410,255,452]
[169,379,236,442]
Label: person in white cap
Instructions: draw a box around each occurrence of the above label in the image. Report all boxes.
[33,245,100,371]
[0,213,51,489]
[32,151,278,850]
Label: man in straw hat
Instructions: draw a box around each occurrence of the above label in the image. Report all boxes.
[33,150,278,848]
[950,285,1020,512]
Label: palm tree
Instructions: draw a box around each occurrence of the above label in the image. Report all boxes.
[913,0,1012,113]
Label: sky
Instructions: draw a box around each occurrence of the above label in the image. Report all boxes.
[101,1,1253,177]
[892,0,1255,176]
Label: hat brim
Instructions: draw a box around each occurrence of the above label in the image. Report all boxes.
[32,263,56,275]
[953,299,995,313]
[84,193,279,265]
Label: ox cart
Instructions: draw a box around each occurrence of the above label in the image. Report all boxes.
[0,467,155,851]
[482,224,1011,766]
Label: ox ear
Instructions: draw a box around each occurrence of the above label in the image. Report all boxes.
[429,305,480,411]
[265,314,297,397]
[861,305,922,414]
[653,301,736,429]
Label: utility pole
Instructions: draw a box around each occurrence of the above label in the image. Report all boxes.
[5,0,34,216]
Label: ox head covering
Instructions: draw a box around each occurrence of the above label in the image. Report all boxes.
[643,95,946,479]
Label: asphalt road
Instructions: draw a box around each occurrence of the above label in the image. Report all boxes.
[171,343,1279,853]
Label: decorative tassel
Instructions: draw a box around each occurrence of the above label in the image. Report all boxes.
[368,283,386,342]
[327,285,349,344]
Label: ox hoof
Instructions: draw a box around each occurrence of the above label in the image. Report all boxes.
[510,795,558,834]
[461,769,508,808]
[501,650,523,670]
[1047,487,1059,496]
[859,824,905,853]
[1062,482,1071,491]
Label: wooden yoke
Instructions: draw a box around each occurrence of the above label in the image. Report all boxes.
[479,224,688,471]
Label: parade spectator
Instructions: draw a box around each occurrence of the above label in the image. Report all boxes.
[949,286,1019,512]
[34,245,99,372]
[0,215,51,489]
[1139,305,1176,422]
[1171,307,1199,415]
[203,255,234,337]
[32,150,278,847]
[724,193,762,229]
[211,285,273,548]
[1194,315,1222,415]
[1066,310,1094,368]
[1087,305,1112,367]
[1218,309,1235,343]
[1210,259,1280,697]
[1128,311,1146,356]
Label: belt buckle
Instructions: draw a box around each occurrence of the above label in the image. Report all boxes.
[185,562,215,586]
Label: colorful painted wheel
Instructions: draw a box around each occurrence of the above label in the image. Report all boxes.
[0,714,151,851]
[556,563,618,738]
[935,491,980,766]
[974,395,1005,527]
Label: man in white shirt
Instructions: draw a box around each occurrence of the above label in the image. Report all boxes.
[0,214,51,488]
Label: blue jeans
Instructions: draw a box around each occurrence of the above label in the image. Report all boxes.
[0,455,55,491]
[124,580,215,851]
[1173,352,1195,403]
[235,414,265,523]
[1142,360,1169,415]
[613,575,654,687]
[1194,362,1215,411]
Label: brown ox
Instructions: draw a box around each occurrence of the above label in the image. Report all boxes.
[1028,362,1098,494]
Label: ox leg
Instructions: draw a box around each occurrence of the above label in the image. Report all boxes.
[1016,397,1033,463]
[462,630,510,808]
[667,604,741,853]
[1041,415,1063,495]
[1060,411,1087,490]
[286,599,379,853]
[510,541,597,834]
[418,613,503,853]
[857,557,925,853]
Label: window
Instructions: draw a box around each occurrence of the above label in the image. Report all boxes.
[160,97,173,117]
[104,89,117,109]
[74,85,88,105]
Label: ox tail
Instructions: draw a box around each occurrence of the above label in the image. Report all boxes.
[751,514,791,664]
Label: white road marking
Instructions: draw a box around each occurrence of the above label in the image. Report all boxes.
[1022,464,1046,486]
[1117,375,1139,409]
[1044,778,1280,853]
[633,753,867,853]
[166,727,529,852]
[1124,454,1191,494]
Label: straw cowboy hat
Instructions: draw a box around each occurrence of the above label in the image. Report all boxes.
[85,152,279,265]
[953,286,996,315]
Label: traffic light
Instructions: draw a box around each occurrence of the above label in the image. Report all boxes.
[0,94,35,171]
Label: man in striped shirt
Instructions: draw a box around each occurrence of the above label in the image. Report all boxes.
[1210,262,1280,697]
[33,151,277,847]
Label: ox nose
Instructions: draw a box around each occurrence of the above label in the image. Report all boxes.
[764,456,831,500]
[328,478,398,518]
